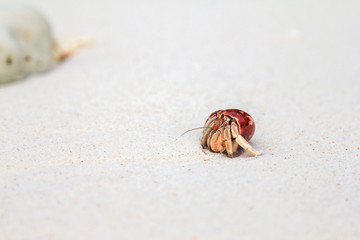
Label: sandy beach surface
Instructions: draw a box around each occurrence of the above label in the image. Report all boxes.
[1,0,360,239]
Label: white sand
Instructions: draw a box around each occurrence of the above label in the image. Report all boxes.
[1,0,360,239]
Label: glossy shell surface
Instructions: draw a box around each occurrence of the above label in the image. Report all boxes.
[204,109,255,141]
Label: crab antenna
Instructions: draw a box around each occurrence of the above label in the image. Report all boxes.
[180,123,229,138]
[180,127,210,137]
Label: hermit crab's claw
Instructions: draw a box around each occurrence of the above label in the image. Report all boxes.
[235,135,261,157]
[201,119,217,148]
[223,125,233,158]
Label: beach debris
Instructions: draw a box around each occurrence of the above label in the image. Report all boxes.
[0,5,89,84]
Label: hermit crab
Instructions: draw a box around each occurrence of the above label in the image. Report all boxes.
[201,109,261,157]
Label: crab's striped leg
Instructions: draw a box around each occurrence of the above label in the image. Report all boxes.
[231,122,261,156]
[201,119,218,148]
[209,128,226,153]
[223,125,233,158]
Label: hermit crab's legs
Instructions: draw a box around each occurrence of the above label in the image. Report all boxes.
[230,122,261,157]
[224,125,233,158]
[235,135,261,156]
[201,119,220,148]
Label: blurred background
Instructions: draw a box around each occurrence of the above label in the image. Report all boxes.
[1,0,359,239]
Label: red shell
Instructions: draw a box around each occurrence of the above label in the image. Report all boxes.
[204,109,255,141]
